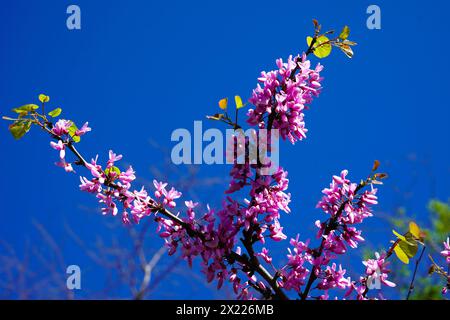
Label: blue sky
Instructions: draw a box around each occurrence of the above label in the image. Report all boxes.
[0,0,449,299]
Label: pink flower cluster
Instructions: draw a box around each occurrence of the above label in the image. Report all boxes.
[315,170,377,254]
[227,164,291,243]
[248,54,323,144]
[275,170,380,298]
[49,119,91,172]
[345,252,395,300]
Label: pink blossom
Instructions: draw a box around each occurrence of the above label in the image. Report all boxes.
[55,159,74,173]
[75,122,91,136]
[257,247,272,264]
[269,218,287,241]
[363,252,396,288]
[50,140,65,159]
[248,54,323,144]
[52,119,72,136]
[107,150,123,168]
[441,237,450,264]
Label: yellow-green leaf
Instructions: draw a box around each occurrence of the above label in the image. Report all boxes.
[39,94,50,103]
[68,123,80,143]
[218,98,228,110]
[409,221,421,239]
[48,108,62,118]
[394,245,410,264]
[105,166,121,177]
[399,235,419,258]
[393,229,406,242]
[307,35,332,59]
[12,104,39,114]
[339,26,350,40]
[235,95,244,109]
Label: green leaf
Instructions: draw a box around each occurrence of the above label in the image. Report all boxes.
[68,123,80,143]
[339,26,350,40]
[8,121,31,140]
[105,166,121,177]
[235,95,244,109]
[307,35,332,59]
[48,108,62,118]
[393,229,407,242]
[12,104,39,114]
[394,245,410,264]
[399,232,419,258]
[409,221,421,239]
[39,94,50,103]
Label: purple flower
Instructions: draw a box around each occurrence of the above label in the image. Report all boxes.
[363,252,396,288]
[52,119,72,136]
[50,140,65,159]
[441,237,450,264]
[248,54,323,144]
[75,122,91,136]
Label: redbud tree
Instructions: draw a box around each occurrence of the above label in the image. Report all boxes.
[3,21,449,300]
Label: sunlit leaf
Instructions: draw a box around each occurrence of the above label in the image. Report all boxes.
[394,245,410,264]
[218,98,228,110]
[12,104,39,114]
[8,121,31,140]
[105,166,121,177]
[409,221,421,239]
[235,95,244,109]
[393,229,406,242]
[307,35,332,58]
[39,94,50,103]
[48,108,62,118]
[339,26,350,40]
[68,123,80,143]
[399,233,419,258]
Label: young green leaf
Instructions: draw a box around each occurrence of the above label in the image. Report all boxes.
[105,166,121,177]
[8,121,31,140]
[306,35,332,59]
[12,104,39,114]
[235,95,244,109]
[68,123,80,143]
[339,26,350,40]
[409,222,421,240]
[393,229,407,242]
[394,245,410,264]
[39,94,50,103]
[398,233,419,258]
[48,108,62,118]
